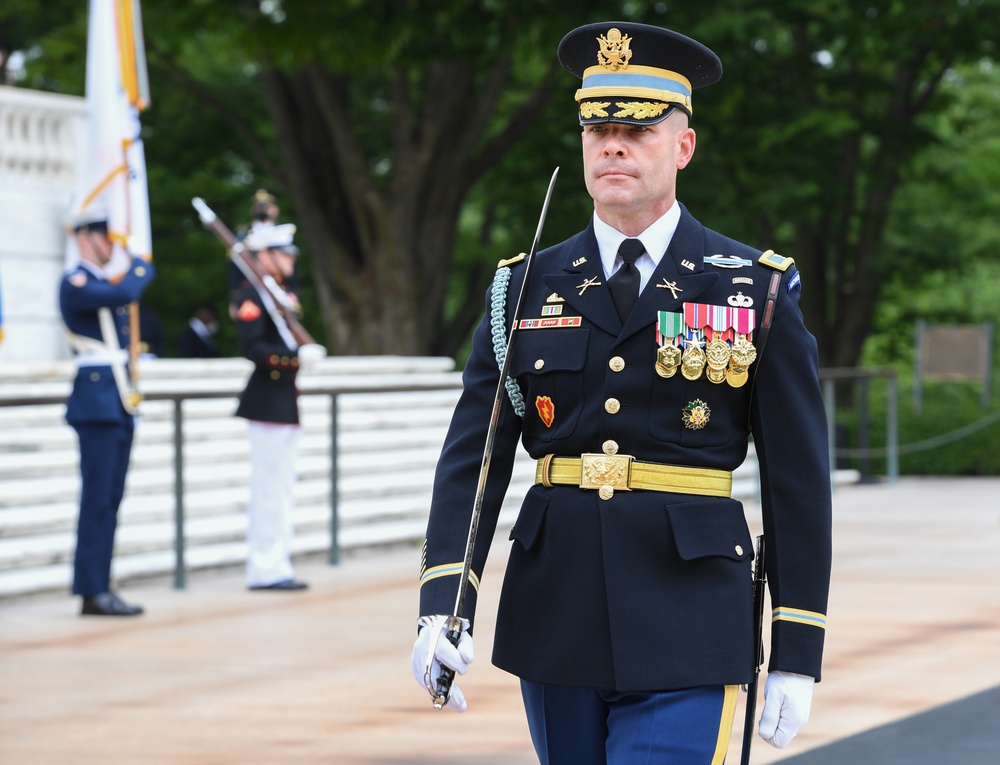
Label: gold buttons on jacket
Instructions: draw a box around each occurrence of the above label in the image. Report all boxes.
[603,440,619,455]
[135,266,146,277]
[609,356,625,372]
[605,398,621,414]
[735,544,744,556]
[270,370,281,380]
[534,359,545,370]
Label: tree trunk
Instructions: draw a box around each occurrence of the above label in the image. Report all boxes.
[257,54,553,356]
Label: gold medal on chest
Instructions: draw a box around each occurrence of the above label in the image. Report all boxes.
[681,342,706,381]
[656,344,682,378]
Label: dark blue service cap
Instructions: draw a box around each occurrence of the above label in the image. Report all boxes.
[74,220,109,234]
[557,22,722,125]
[69,205,110,234]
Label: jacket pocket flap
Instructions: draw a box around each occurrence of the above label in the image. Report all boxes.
[666,499,752,562]
[509,329,590,377]
[509,487,550,551]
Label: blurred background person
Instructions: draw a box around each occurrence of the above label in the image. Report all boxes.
[59,206,155,616]
[177,305,222,358]
[231,223,325,591]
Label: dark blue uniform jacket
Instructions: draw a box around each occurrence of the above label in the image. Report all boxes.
[232,283,301,425]
[59,258,155,424]
[419,205,832,693]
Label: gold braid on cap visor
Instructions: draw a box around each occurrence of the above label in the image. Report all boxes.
[575,64,694,115]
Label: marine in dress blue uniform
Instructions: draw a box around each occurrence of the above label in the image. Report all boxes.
[60,210,155,616]
[231,223,324,591]
[413,21,832,764]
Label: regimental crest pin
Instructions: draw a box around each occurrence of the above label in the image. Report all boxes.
[682,399,711,430]
[536,396,555,427]
[237,299,262,322]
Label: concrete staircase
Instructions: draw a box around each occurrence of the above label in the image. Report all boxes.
[0,356,761,600]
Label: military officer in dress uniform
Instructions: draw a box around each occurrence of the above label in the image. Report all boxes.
[60,206,155,616]
[411,21,832,764]
[232,223,325,591]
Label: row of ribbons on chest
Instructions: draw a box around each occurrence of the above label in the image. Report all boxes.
[657,303,757,387]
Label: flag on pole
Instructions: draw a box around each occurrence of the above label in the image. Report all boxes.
[66,0,152,278]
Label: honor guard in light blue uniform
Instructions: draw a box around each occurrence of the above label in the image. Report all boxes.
[60,207,155,616]
[412,21,832,764]
[231,223,325,591]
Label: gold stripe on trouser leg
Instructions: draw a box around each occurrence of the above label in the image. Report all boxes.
[711,684,739,765]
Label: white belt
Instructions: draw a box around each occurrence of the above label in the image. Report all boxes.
[75,350,129,367]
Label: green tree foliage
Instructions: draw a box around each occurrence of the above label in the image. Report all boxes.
[5,0,997,365]
[679,0,997,370]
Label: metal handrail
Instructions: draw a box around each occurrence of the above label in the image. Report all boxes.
[0,379,464,589]
[3,367,895,589]
[819,367,899,485]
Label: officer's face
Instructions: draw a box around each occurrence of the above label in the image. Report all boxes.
[582,114,695,232]
[260,247,296,280]
[77,231,114,268]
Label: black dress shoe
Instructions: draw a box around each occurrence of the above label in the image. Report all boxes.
[248,579,309,591]
[81,591,144,616]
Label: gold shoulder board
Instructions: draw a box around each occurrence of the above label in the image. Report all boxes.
[497,252,527,268]
[758,249,795,272]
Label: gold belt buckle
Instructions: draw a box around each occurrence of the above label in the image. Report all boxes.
[580,451,634,499]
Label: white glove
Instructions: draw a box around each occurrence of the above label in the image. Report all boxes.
[410,615,474,712]
[758,670,815,748]
[297,343,326,368]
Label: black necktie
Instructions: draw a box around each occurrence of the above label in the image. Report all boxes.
[609,239,644,322]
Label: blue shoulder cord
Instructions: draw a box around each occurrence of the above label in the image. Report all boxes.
[489,265,525,417]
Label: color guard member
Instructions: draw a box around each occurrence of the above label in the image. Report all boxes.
[60,207,155,616]
[232,223,325,591]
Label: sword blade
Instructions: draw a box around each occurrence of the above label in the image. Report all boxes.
[431,167,559,708]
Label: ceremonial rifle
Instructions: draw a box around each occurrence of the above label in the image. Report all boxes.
[190,197,316,346]
[429,167,559,709]
[741,534,767,765]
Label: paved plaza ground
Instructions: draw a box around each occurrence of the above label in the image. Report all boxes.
[2,476,999,764]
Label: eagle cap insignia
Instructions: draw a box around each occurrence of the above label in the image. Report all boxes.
[597,28,632,71]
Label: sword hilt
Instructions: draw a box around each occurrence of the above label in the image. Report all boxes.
[431,617,465,709]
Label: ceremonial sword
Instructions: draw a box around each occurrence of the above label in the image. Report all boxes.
[430,167,559,709]
[741,534,767,764]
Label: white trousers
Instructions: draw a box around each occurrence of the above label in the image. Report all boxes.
[246,421,300,587]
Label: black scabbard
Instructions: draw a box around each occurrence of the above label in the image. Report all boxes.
[741,534,766,765]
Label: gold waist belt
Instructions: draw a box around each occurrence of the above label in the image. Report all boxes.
[534,454,732,499]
